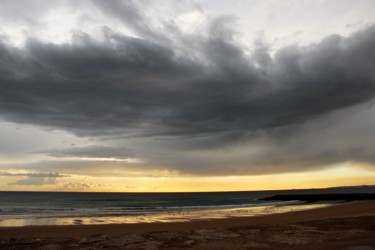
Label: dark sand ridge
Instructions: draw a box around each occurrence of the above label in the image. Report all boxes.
[1,201,374,239]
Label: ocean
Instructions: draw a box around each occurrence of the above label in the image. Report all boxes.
[1,187,373,227]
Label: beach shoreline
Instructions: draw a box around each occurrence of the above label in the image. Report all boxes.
[0,200,329,228]
[1,201,375,249]
[1,201,374,239]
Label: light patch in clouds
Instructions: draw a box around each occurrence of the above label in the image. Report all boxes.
[40,146,133,159]
[0,171,68,178]
[38,145,145,163]
[0,120,92,157]
[60,157,143,163]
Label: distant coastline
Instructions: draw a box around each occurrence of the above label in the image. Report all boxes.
[261,193,375,202]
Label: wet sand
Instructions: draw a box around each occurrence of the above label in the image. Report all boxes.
[0,201,328,227]
[0,201,375,249]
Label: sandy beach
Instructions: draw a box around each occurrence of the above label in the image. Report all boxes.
[1,201,375,249]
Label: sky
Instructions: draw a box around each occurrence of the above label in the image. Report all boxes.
[1,0,375,192]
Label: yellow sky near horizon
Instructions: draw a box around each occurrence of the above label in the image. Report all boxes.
[1,163,375,192]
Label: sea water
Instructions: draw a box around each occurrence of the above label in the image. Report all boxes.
[0,187,372,226]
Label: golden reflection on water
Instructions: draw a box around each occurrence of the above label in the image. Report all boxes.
[0,203,331,227]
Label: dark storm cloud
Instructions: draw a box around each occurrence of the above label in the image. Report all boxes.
[0,33,201,134]
[1,25,375,141]
[40,146,134,159]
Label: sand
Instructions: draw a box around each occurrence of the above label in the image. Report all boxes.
[1,201,375,249]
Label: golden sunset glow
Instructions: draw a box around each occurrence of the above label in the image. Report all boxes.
[1,163,374,192]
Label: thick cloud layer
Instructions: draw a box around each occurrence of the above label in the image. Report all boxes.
[1,26,375,139]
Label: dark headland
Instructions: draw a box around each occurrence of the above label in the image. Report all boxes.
[261,193,375,202]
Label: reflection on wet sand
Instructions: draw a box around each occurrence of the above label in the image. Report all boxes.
[0,202,332,227]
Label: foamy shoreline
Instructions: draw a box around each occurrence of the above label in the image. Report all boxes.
[0,201,329,227]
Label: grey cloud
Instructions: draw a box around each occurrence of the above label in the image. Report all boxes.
[1,25,374,139]
[209,15,238,41]
[92,0,170,43]
[120,102,375,176]
[40,146,133,159]
[3,105,375,177]
[138,137,375,177]
[63,182,93,190]
[2,159,166,178]
[0,171,68,178]
[9,176,58,186]
[1,171,68,186]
